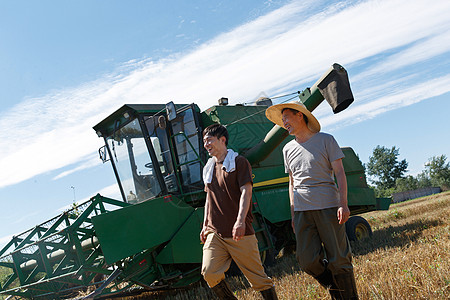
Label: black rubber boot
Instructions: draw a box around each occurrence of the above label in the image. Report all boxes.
[260,286,279,300]
[211,280,237,299]
[314,268,341,300]
[334,271,359,300]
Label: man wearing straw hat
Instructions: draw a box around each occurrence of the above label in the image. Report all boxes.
[266,102,358,300]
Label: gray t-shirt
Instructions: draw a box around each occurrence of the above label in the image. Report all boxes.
[283,132,344,211]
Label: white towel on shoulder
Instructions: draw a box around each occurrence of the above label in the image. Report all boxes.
[222,149,239,173]
[203,149,239,184]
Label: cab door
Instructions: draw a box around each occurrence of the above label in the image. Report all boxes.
[169,104,205,195]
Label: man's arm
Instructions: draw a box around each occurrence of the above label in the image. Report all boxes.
[200,192,209,244]
[288,172,295,232]
[232,182,252,241]
[331,158,350,224]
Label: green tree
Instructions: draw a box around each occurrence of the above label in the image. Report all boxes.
[416,171,432,188]
[395,175,418,193]
[366,145,408,193]
[424,155,450,189]
[373,186,395,198]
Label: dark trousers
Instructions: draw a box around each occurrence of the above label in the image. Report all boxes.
[293,207,353,277]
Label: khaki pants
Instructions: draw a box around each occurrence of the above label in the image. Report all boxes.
[201,232,273,291]
[294,207,353,277]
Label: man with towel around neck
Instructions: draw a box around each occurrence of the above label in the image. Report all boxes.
[200,123,278,300]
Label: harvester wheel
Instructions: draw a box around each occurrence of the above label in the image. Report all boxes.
[345,216,372,241]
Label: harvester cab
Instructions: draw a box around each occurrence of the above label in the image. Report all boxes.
[94,103,205,205]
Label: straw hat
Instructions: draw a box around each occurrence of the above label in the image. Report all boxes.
[265,101,321,133]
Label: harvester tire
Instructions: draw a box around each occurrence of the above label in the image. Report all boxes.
[345,216,372,241]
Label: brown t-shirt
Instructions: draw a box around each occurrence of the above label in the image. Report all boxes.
[204,155,254,238]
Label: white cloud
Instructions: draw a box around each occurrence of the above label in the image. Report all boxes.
[320,74,450,130]
[52,153,102,180]
[0,0,449,189]
[352,29,450,82]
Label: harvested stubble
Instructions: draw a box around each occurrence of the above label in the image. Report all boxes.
[132,191,449,300]
[3,192,447,300]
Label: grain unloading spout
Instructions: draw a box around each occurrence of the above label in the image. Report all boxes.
[244,63,354,165]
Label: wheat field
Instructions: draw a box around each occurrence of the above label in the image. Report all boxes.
[1,192,448,300]
[134,191,450,300]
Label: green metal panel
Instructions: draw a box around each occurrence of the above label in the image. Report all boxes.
[376,197,392,210]
[252,163,290,187]
[253,184,290,224]
[92,195,194,265]
[341,147,379,209]
[245,125,290,166]
[347,187,376,206]
[156,208,204,264]
[203,105,273,153]
[341,148,365,174]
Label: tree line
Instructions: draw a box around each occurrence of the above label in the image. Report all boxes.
[364,145,450,197]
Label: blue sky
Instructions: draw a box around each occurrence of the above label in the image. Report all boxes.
[0,0,449,249]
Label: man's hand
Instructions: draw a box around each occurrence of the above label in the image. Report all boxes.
[200,226,208,244]
[232,221,245,241]
[332,159,349,225]
[337,205,350,224]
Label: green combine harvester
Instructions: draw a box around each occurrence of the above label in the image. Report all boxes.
[0,64,390,299]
